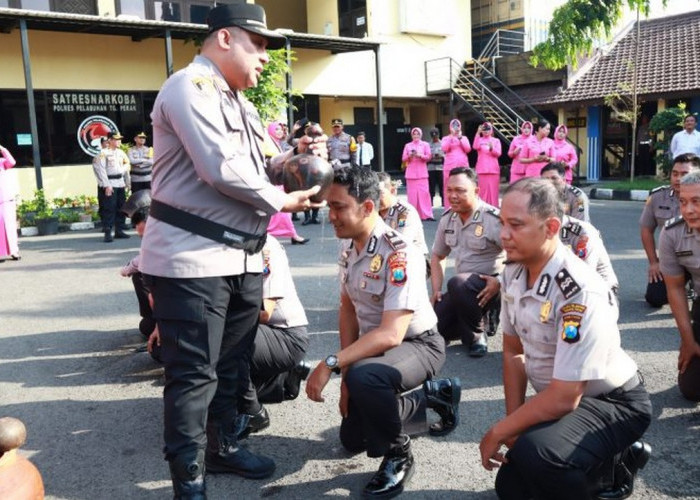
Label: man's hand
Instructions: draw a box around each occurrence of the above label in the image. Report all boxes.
[678,339,700,373]
[648,262,664,283]
[477,275,501,308]
[147,327,161,354]
[339,380,350,418]
[431,290,443,306]
[306,362,332,402]
[105,186,113,197]
[479,426,508,471]
[282,185,325,213]
[297,134,328,159]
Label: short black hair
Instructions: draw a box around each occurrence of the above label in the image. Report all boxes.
[333,166,380,207]
[448,166,478,185]
[357,131,365,137]
[673,153,700,169]
[541,162,567,176]
[505,178,563,221]
[535,119,551,132]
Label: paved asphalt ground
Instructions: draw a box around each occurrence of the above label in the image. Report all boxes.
[2,198,699,499]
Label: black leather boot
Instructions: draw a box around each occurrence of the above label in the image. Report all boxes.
[205,416,275,478]
[424,377,461,436]
[283,360,312,400]
[103,229,113,243]
[362,436,414,498]
[596,441,652,500]
[233,406,271,441]
[169,449,206,500]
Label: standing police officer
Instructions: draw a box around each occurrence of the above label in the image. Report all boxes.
[306,166,460,499]
[328,118,357,168]
[430,167,505,357]
[93,132,131,242]
[377,172,429,256]
[480,178,652,500]
[139,4,324,498]
[659,169,700,402]
[127,131,154,193]
[641,153,699,306]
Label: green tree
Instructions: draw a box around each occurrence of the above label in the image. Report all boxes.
[244,48,298,123]
[531,0,662,70]
[648,103,689,175]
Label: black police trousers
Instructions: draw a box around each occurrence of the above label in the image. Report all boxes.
[131,272,156,338]
[147,272,262,460]
[494,379,652,500]
[237,324,309,414]
[435,273,499,345]
[97,186,126,233]
[679,299,700,401]
[339,330,445,458]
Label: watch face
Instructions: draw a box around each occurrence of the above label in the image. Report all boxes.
[325,355,338,368]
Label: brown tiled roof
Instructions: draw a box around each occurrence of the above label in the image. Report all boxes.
[548,10,700,106]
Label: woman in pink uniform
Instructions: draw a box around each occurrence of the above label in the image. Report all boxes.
[402,127,434,220]
[441,118,471,206]
[0,144,19,262]
[552,124,578,184]
[265,122,308,244]
[508,121,532,184]
[473,122,502,207]
[521,119,554,178]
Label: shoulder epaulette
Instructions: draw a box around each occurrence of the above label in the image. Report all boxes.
[486,208,500,218]
[569,186,583,196]
[384,230,407,250]
[650,185,670,195]
[441,208,452,218]
[664,215,685,229]
[554,268,582,299]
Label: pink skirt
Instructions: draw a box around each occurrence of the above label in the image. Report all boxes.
[406,178,434,220]
[0,199,19,258]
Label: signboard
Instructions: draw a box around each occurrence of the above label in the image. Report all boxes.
[51,92,138,113]
[76,115,119,157]
[567,117,587,129]
[16,133,32,146]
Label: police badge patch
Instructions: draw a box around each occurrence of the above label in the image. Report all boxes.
[388,252,407,286]
[561,314,582,343]
[370,254,383,272]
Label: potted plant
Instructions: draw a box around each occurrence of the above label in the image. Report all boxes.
[33,189,59,236]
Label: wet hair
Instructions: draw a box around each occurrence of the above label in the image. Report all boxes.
[680,170,700,186]
[505,178,563,221]
[333,165,380,207]
[673,153,700,169]
[540,162,567,176]
[448,166,478,185]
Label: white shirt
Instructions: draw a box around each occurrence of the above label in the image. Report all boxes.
[357,141,374,166]
[670,129,700,158]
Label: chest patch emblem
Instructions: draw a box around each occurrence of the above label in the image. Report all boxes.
[474,224,483,237]
[370,254,384,273]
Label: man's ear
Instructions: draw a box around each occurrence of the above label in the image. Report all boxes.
[362,199,375,216]
[544,216,562,239]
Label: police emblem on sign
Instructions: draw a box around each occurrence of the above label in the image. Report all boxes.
[77,115,119,157]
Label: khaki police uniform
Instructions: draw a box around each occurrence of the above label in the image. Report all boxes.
[338,219,446,458]
[94,147,130,236]
[238,236,309,412]
[563,185,590,222]
[127,144,154,193]
[328,131,357,168]
[658,216,700,400]
[140,54,288,461]
[495,243,651,499]
[560,215,619,293]
[640,185,679,306]
[432,201,505,345]
[382,199,429,255]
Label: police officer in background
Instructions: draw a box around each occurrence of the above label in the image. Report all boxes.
[93,132,131,242]
[480,178,652,500]
[306,166,460,499]
[139,4,325,498]
[127,131,154,193]
[377,172,429,256]
[540,162,590,222]
[430,167,505,357]
[641,153,700,306]
[328,118,357,168]
[659,169,700,402]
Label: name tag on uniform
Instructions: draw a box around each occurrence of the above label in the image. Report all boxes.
[676,250,693,257]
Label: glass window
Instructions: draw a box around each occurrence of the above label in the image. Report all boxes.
[189,4,210,24]
[22,0,51,10]
[154,1,180,22]
[118,0,146,18]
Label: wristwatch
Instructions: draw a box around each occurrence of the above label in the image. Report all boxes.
[324,354,341,374]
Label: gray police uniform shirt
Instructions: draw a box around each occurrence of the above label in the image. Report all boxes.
[339,218,437,339]
[564,185,590,223]
[659,216,700,295]
[94,148,130,188]
[639,185,678,230]
[383,200,429,255]
[262,236,308,329]
[432,201,505,276]
[127,145,154,183]
[328,132,355,166]
[560,215,619,290]
[500,242,637,396]
[140,55,288,278]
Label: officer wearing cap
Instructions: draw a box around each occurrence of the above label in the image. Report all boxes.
[377,171,429,256]
[306,166,460,498]
[431,167,505,357]
[659,169,700,402]
[127,132,154,193]
[93,132,131,242]
[540,162,590,222]
[480,178,652,500]
[139,4,325,497]
[641,153,700,306]
[328,118,357,168]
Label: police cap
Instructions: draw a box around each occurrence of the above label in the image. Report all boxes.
[207,4,286,50]
[108,132,123,140]
[136,132,147,138]
[331,118,343,126]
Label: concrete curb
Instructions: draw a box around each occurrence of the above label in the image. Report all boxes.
[589,187,649,201]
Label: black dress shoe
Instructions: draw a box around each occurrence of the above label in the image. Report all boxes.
[362,437,414,498]
[115,231,131,239]
[205,417,275,478]
[424,377,461,436]
[169,450,207,500]
[310,218,321,224]
[301,219,311,226]
[468,334,488,357]
[10,254,20,261]
[283,360,312,400]
[103,233,113,243]
[234,406,271,441]
[291,213,299,221]
[291,237,309,245]
[596,441,651,500]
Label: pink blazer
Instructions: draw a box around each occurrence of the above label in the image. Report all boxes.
[0,147,17,203]
[552,126,577,183]
[441,135,471,170]
[473,133,502,174]
[402,140,431,179]
[523,136,554,177]
[508,134,530,176]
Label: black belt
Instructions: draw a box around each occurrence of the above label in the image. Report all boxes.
[130,170,152,176]
[107,174,123,179]
[149,199,267,255]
